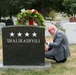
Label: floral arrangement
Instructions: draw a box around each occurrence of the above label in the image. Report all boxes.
[16,9,45,27]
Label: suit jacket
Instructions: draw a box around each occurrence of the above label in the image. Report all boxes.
[49,30,71,61]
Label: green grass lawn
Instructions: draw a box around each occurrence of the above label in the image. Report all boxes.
[0,34,76,75]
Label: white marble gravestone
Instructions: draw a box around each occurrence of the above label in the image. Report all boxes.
[0,22,5,33]
[63,22,76,44]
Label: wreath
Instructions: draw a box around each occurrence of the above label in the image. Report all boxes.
[16,9,45,27]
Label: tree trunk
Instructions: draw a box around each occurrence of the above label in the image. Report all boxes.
[40,0,46,18]
[10,14,12,20]
[0,14,1,22]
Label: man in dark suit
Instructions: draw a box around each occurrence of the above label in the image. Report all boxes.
[45,25,71,63]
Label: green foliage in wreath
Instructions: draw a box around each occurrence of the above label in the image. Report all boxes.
[16,9,45,27]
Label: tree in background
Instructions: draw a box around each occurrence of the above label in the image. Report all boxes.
[0,0,8,21]
[62,0,76,17]
[0,0,64,21]
[49,10,57,20]
[0,0,20,21]
[32,0,64,18]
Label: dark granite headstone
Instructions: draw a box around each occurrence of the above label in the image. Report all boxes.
[5,19,14,26]
[2,26,45,66]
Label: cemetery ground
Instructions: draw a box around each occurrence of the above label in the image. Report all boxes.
[0,34,76,75]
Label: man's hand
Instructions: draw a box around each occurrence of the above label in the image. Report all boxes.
[45,45,49,52]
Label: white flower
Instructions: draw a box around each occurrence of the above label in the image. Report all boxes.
[32,9,35,12]
[21,9,26,13]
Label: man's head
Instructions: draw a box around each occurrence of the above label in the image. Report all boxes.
[48,25,57,35]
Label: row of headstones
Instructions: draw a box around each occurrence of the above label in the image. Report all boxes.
[1,19,14,26]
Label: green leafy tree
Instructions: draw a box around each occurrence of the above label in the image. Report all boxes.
[29,0,64,18]
[0,0,20,20]
[62,0,76,16]
[0,0,64,20]
[0,0,9,21]
[49,10,57,20]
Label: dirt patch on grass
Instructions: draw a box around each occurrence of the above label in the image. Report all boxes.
[71,53,76,56]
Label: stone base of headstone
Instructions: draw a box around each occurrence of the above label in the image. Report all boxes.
[0,61,51,70]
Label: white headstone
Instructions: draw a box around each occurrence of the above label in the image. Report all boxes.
[60,20,69,28]
[45,20,52,36]
[63,22,76,44]
[0,22,5,33]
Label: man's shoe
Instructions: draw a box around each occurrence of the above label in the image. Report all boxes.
[56,58,67,63]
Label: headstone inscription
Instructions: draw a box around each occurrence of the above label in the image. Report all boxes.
[2,26,45,65]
